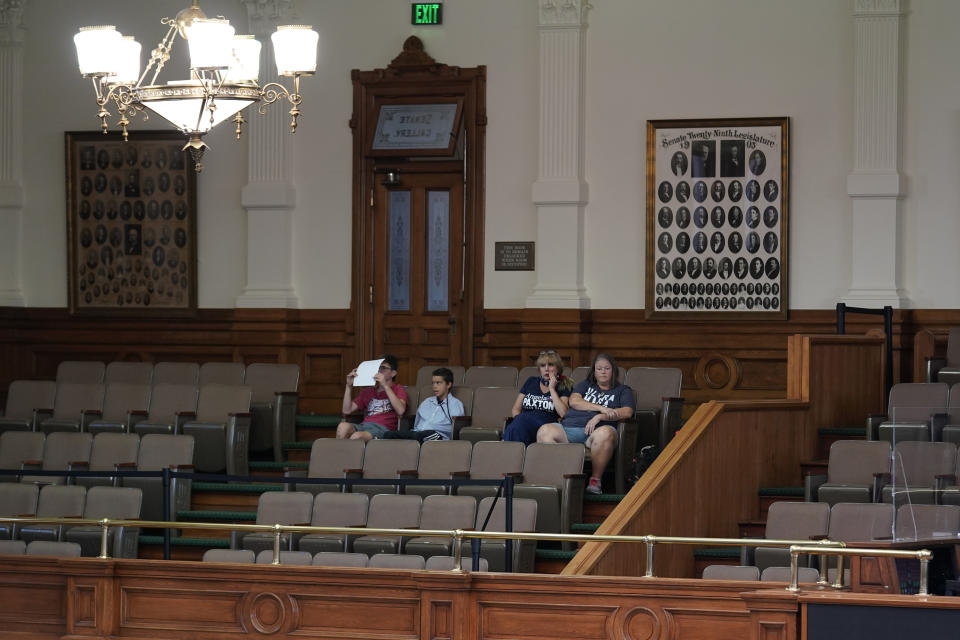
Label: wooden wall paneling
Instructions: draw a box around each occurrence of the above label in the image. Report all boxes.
[564,334,886,579]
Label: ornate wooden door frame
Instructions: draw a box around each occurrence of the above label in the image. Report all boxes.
[350,37,486,365]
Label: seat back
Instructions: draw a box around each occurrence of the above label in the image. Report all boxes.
[35,484,86,518]
[255,491,313,526]
[0,540,26,554]
[307,439,365,480]
[146,383,198,423]
[425,555,489,571]
[199,362,246,386]
[104,362,154,385]
[625,367,682,408]
[312,551,369,567]
[417,440,472,479]
[403,386,420,421]
[256,550,313,565]
[52,383,104,420]
[82,486,142,520]
[88,433,140,471]
[56,361,105,384]
[369,553,425,570]
[517,367,540,388]
[152,362,200,386]
[415,365,465,389]
[136,434,195,470]
[701,565,760,581]
[418,494,476,530]
[521,443,584,490]
[760,566,820,583]
[886,382,949,423]
[203,548,255,563]
[827,503,894,542]
[451,386,474,416]
[947,385,960,426]
[469,387,519,430]
[0,432,44,471]
[362,440,419,480]
[891,441,956,486]
[245,363,300,403]
[763,500,830,541]
[100,383,151,423]
[469,441,525,479]
[25,540,82,557]
[3,381,56,420]
[475,496,537,532]
[365,494,421,530]
[195,384,251,423]
[311,492,369,527]
[826,440,891,485]
[895,504,960,539]
[0,483,39,516]
[463,367,518,388]
[41,432,93,471]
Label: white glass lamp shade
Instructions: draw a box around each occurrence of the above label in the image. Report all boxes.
[113,37,142,85]
[185,18,235,69]
[225,35,261,84]
[271,25,318,75]
[74,26,122,76]
[137,81,258,134]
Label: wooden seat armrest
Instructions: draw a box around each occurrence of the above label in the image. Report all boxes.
[127,410,148,417]
[229,412,252,418]
[175,411,197,419]
[343,468,363,475]
[21,460,41,466]
[502,472,523,478]
[168,464,194,471]
[114,462,137,470]
[809,534,828,541]
[35,408,53,414]
[81,409,102,417]
[662,396,684,402]
[68,461,90,468]
[448,470,470,478]
[397,469,419,477]
[17,513,36,518]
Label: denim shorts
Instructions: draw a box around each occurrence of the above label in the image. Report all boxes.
[356,422,389,438]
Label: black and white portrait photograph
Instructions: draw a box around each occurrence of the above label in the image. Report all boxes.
[720,140,746,177]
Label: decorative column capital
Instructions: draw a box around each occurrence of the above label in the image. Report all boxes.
[0,0,26,44]
[853,0,903,17]
[242,0,297,38]
[538,0,591,28]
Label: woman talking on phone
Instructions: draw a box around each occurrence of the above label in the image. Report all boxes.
[501,350,573,445]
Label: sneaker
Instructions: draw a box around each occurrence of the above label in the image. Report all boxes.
[586,477,602,495]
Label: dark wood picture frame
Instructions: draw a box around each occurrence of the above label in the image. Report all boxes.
[645,117,789,320]
[66,131,198,316]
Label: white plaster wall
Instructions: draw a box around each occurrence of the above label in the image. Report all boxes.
[585,0,854,309]
[13,0,960,311]
[20,0,246,308]
[901,0,960,308]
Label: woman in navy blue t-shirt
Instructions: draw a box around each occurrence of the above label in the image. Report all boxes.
[502,350,573,445]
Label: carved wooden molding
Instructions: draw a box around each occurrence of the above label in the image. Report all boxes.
[388,35,439,71]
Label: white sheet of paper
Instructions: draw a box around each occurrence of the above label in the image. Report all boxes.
[353,359,384,387]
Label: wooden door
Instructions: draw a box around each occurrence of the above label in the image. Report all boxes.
[370,170,465,383]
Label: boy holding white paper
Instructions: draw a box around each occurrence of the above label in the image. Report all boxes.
[335,354,408,441]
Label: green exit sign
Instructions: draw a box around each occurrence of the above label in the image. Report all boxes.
[411,3,443,25]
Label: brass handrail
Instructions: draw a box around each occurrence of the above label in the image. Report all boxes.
[0,515,932,595]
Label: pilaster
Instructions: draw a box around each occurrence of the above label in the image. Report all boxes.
[844,0,906,307]
[526,0,591,309]
[235,0,300,308]
[0,0,26,306]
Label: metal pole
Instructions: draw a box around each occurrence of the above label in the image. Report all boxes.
[787,548,799,592]
[833,554,844,589]
[451,529,464,572]
[98,518,110,559]
[504,475,514,573]
[919,555,929,596]
[644,536,655,577]
[272,524,282,565]
[162,467,171,560]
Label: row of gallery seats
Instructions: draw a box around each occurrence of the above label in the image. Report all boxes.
[289,439,584,539]
[233,492,536,572]
[0,484,142,558]
[202,549,491,571]
[0,360,300,466]
[806,439,960,506]
[0,432,193,522]
[867,381,960,443]
[702,500,960,585]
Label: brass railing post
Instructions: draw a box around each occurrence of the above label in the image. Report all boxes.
[832,554,844,589]
[919,551,931,596]
[451,529,464,571]
[644,535,655,577]
[98,518,111,559]
[272,524,282,565]
[787,546,800,592]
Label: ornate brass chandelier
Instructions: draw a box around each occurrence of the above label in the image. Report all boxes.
[73,1,318,171]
